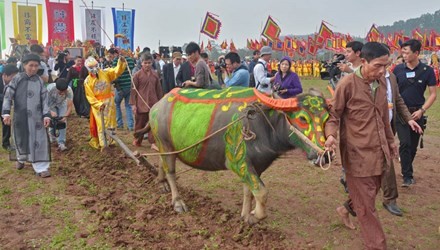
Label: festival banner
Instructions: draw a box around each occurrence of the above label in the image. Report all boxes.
[200,12,222,40]
[83,8,104,44]
[45,0,74,43]
[366,24,381,42]
[316,21,333,46]
[307,36,317,56]
[261,16,281,41]
[12,2,43,43]
[111,8,135,50]
[230,40,237,52]
[0,0,6,50]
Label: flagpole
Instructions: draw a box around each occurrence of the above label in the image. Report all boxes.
[198,18,202,44]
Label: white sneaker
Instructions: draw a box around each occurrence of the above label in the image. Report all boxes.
[58,143,67,152]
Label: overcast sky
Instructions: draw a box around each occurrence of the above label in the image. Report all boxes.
[2,0,439,52]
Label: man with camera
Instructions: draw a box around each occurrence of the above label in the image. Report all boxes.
[253,46,275,94]
[393,39,437,187]
[338,41,364,75]
[223,52,250,87]
[47,78,73,152]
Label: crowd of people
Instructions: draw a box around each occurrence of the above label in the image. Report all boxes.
[0,38,439,249]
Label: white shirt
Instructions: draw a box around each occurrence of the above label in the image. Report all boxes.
[173,63,180,82]
[159,59,165,71]
[253,58,271,94]
[385,71,393,123]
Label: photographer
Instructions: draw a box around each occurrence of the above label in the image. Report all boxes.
[338,41,364,75]
[55,50,74,79]
[47,78,73,152]
[224,52,249,87]
[253,46,275,94]
[214,55,226,86]
[273,57,302,98]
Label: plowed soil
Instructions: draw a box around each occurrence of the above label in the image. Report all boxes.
[0,114,439,249]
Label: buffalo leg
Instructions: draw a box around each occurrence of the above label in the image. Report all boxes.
[252,184,268,222]
[162,155,188,213]
[241,184,253,219]
[157,157,170,193]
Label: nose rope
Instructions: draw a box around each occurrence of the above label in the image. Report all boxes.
[285,115,333,170]
[318,149,334,171]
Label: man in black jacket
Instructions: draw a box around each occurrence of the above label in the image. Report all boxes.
[0,65,19,150]
[176,59,192,87]
[162,52,182,93]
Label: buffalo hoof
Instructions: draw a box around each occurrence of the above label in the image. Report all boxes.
[244,215,260,226]
[158,181,170,193]
[173,199,188,213]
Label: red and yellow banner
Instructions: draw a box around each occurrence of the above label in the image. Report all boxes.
[12,2,43,44]
[45,0,75,43]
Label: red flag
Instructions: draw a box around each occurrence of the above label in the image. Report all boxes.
[45,0,75,43]
[274,39,284,51]
[254,40,261,50]
[261,16,281,41]
[200,12,222,39]
[247,39,251,49]
[307,36,317,56]
[221,40,227,50]
[230,40,237,52]
[366,24,381,42]
[412,29,423,41]
[298,40,306,57]
[316,21,333,45]
[284,36,293,51]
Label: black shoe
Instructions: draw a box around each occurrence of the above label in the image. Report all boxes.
[383,202,403,216]
[401,178,415,187]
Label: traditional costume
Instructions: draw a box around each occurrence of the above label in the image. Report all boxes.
[2,54,51,175]
[84,57,126,149]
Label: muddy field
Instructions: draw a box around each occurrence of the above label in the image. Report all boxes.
[1,85,440,249]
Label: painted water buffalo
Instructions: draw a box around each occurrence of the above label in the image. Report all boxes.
[148,87,329,224]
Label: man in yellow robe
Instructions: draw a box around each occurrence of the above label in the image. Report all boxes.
[313,60,321,77]
[296,61,302,77]
[84,56,127,149]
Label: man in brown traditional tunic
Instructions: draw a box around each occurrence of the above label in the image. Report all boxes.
[325,42,397,250]
[130,53,163,147]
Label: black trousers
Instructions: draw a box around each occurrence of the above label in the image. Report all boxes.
[0,101,11,148]
[396,118,423,181]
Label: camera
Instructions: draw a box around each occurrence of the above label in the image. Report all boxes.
[214,58,226,70]
[50,116,66,137]
[321,54,346,90]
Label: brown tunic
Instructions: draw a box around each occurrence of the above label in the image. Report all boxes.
[325,72,395,177]
[129,69,163,113]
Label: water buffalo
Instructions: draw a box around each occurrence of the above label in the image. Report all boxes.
[148,87,329,224]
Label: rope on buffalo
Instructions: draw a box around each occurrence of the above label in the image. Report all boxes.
[286,119,332,171]
[140,113,249,157]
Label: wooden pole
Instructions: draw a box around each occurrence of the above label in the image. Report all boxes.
[105,130,158,175]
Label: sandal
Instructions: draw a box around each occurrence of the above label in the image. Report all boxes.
[16,162,25,170]
[37,171,51,178]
